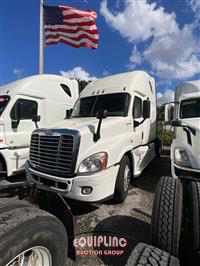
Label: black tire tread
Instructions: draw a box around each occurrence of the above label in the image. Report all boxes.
[189,181,200,252]
[0,207,68,266]
[126,242,180,266]
[0,198,32,215]
[114,155,130,203]
[151,176,183,257]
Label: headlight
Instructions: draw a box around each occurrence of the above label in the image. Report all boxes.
[174,148,191,167]
[78,152,108,174]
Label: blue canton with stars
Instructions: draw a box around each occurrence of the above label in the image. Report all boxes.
[44,6,64,25]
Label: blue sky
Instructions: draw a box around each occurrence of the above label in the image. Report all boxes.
[0,0,200,104]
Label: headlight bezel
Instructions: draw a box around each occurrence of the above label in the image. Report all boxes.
[78,152,108,175]
[174,147,191,168]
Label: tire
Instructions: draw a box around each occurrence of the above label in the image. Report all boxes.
[126,242,180,266]
[0,207,68,266]
[114,155,131,203]
[188,181,200,255]
[151,176,183,257]
[0,198,32,215]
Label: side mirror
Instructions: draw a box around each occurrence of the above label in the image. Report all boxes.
[96,110,108,120]
[143,100,150,119]
[11,102,21,129]
[66,109,73,119]
[11,119,19,129]
[165,103,174,122]
[32,115,40,129]
[93,110,108,142]
[32,115,41,123]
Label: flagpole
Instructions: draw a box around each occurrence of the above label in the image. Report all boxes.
[39,0,44,74]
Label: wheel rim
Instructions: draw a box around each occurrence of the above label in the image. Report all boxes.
[6,246,52,266]
[124,164,131,192]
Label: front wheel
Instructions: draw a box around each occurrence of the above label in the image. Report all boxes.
[0,206,68,266]
[114,155,131,203]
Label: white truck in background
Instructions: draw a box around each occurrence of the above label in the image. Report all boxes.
[26,71,159,203]
[0,75,79,178]
[165,80,200,179]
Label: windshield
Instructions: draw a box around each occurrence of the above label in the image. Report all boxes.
[71,93,130,118]
[0,96,10,116]
[180,98,200,119]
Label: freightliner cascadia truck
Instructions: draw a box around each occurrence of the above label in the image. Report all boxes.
[26,71,159,203]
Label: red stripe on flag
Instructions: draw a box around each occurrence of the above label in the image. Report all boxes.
[46,39,97,49]
[46,33,98,43]
[62,20,95,27]
[62,14,96,20]
[44,27,98,35]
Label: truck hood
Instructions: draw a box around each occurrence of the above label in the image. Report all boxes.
[48,117,123,135]
[184,118,200,132]
[45,116,132,170]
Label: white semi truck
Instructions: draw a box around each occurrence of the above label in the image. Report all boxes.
[150,80,200,262]
[26,71,159,203]
[165,80,200,179]
[0,75,79,178]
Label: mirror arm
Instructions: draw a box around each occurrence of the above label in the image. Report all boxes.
[138,118,146,126]
[171,120,196,136]
[34,121,39,129]
[93,119,102,142]
[184,126,196,136]
[134,118,146,128]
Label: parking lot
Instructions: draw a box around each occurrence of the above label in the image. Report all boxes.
[67,151,171,266]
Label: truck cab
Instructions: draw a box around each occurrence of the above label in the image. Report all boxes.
[0,75,78,177]
[26,71,157,202]
[166,80,200,179]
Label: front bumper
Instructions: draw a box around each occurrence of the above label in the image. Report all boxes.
[171,161,200,180]
[26,161,119,202]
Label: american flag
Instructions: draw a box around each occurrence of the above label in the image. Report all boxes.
[43,5,99,49]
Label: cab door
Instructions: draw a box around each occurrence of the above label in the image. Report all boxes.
[4,97,42,148]
[132,95,145,147]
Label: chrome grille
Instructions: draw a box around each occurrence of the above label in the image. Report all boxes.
[30,129,80,177]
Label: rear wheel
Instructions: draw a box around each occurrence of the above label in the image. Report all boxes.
[188,181,200,256]
[151,176,183,257]
[126,242,180,266]
[114,155,131,203]
[0,207,68,266]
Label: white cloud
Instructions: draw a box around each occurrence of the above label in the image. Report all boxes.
[157,89,174,105]
[100,0,178,42]
[187,0,200,22]
[128,45,142,69]
[60,67,97,81]
[144,24,200,79]
[100,0,200,80]
[13,68,24,77]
